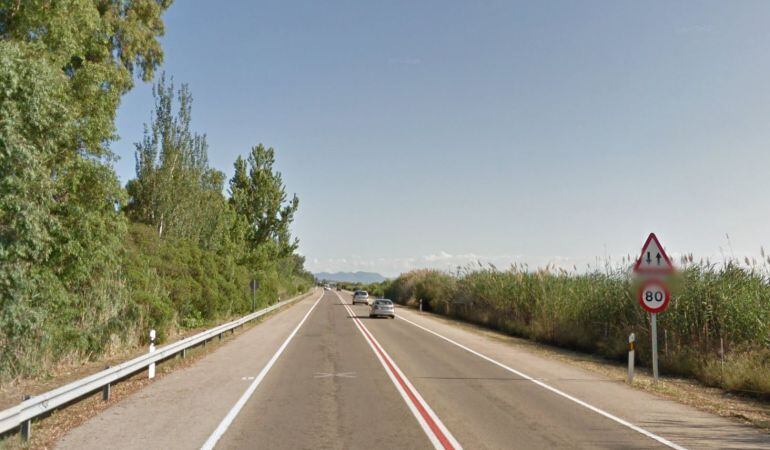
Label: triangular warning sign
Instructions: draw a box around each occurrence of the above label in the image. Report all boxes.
[633,233,674,273]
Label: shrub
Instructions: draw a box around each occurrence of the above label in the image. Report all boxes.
[387,261,770,396]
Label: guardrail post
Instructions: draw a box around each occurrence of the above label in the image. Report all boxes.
[20,394,31,441]
[181,348,187,359]
[627,333,635,384]
[149,329,156,379]
[103,366,111,401]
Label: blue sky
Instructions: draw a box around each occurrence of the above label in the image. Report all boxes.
[112,1,770,277]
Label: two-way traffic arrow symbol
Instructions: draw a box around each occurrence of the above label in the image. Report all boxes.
[633,233,674,274]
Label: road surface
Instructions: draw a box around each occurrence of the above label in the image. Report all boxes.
[58,288,770,449]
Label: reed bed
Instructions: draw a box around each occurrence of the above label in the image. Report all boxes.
[385,256,770,396]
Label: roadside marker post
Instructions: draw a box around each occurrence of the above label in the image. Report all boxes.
[627,333,635,384]
[633,233,674,382]
[149,329,156,379]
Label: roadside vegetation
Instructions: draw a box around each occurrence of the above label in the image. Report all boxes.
[0,2,312,384]
[335,281,391,298]
[383,258,770,397]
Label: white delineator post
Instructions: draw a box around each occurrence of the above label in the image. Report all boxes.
[149,329,157,379]
[650,314,658,381]
[627,333,635,384]
[419,299,423,312]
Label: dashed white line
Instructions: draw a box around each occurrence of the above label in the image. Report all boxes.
[397,313,687,450]
[201,291,324,450]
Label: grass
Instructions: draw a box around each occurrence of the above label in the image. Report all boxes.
[385,256,770,397]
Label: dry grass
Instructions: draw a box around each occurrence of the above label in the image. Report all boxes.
[0,293,312,450]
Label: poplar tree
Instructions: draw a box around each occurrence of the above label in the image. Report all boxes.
[229,144,300,259]
[127,75,211,239]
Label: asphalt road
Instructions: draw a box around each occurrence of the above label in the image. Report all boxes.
[58,288,770,449]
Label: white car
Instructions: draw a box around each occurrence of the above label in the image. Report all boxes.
[369,299,395,319]
[352,290,370,305]
[323,284,331,291]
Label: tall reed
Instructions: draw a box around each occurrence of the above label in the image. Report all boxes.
[385,258,770,396]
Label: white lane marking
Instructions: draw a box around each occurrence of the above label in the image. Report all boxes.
[397,314,687,450]
[314,372,356,378]
[335,292,461,450]
[201,291,324,450]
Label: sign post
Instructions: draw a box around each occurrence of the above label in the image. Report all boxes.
[628,333,636,384]
[650,313,658,380]
[250,278,259,312]
[633,233,673,382]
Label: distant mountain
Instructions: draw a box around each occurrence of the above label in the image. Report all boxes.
[314,271,387,283]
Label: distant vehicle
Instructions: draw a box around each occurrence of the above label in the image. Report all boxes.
[336,286,342,291]
[352,290,369,305]
[323,284,331,291]
[369,299,395,318]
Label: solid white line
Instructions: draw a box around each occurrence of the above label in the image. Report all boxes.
[335,292,461,450]
[397,314,687,450]
[200,291,324,450]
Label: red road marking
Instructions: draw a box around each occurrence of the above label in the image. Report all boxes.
[349,312,456,450]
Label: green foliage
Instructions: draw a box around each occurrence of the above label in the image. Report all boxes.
[0,2,316,384]
[126,74,232,248]
[387,261,770,396]
[229,144,299,258]
[334,279,392,297]
[0,0,172,157]
[121,79,311,348]
[0,39,131,380]
[1,0,170,382]
[122,221,312,338]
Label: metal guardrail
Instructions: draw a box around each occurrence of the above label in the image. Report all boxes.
[0,290,314,437]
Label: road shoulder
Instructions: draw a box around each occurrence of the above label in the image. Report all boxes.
[394,305,770,449]
[54,292,321,450]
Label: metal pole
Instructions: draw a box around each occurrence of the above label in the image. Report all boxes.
[627,333,635,384]
[102,366,111,401]
[651,313,659,381]
[20,394,31,441]
[252,280,256,312]
[419,299,423,312]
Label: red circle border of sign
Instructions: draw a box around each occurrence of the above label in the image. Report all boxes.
[638,280,671,314]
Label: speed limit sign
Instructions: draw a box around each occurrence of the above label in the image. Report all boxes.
[638,280,670,313]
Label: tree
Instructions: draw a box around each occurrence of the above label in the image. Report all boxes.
[0,0,171,380]
[229,144,300,258]
[126,75,213,239]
